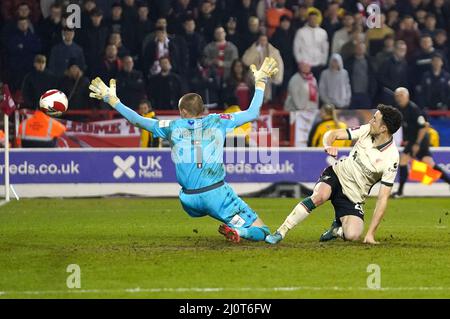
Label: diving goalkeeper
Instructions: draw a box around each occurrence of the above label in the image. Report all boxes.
[89,57,279,243]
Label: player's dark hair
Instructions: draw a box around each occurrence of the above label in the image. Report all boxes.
[377,104,403,135]
[178,93,205,117]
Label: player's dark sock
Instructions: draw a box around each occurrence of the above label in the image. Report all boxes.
[398,165,408,194]
[433,165,450,184]
[236,225,270,241]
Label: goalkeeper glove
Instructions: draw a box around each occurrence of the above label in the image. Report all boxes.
[89,77,120,107]
[250,57,279,90]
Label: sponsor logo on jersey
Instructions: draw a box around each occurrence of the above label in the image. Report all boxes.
[219,114,232,120]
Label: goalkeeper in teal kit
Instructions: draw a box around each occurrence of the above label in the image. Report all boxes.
[89,57,279,243]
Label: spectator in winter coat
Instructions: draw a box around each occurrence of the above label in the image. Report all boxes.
[319,54,351,109]
[48,27,86,77]
[5,17,41,91]
[21,55,58,109]
[242,34,284,101]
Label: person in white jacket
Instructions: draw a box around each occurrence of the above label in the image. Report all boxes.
[319,53,351,109]
[293,11,329,75]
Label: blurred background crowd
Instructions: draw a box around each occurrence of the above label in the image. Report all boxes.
[0,0,449,114]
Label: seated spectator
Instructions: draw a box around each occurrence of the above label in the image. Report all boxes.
[147,57,184,110]
[95,44,123,82]
[38,3,63,56]
[138,99,160,148]
[319,53,351,109]
[284,61,319,147]
[293,11,329,79]
[21,55,58,109]
[78,8,109,76]
[418,52,450,110]
[345,42,377,109]
[5,17,41,91]
[116,56,146,110]
[242,33,284,101]
[307,103,351,147]
[58,60,91,110]
[48,27,86,77]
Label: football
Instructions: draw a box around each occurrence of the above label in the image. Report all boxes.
[39,89,68,115]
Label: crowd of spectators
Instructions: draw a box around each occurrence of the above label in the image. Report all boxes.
[1,0,450,113]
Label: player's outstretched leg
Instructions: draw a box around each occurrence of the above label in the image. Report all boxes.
[266,181,332,244]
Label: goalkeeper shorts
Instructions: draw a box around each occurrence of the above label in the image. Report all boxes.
[179,182,258,228]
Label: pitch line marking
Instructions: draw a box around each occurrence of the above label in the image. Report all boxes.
[1,286,450,296]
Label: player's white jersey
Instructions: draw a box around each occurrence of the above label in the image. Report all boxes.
[332,124,399,204]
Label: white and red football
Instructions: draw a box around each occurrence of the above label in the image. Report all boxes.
[39,89,68,114]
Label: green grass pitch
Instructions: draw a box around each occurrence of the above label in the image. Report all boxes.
[0,197,449,298]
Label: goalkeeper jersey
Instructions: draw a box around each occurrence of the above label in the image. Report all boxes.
[332,124,399,204]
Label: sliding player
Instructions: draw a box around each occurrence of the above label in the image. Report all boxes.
[266,105,402,244]
[89,57,278,243]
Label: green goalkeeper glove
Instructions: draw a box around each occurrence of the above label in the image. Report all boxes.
[250,57,279,90]
[89,77,120,107]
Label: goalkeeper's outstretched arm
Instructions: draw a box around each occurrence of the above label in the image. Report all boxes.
[232,57,279,127]
[89,78,158,133]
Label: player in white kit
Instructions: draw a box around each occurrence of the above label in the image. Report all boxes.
[266,104,403,244]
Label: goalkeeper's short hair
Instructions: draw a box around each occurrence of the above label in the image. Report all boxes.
[178,93,204,116]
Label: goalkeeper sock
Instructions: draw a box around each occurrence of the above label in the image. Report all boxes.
[236,225,270,241]
[277,197,316,238]
[398,165,408,194]
[433,164,450,184]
